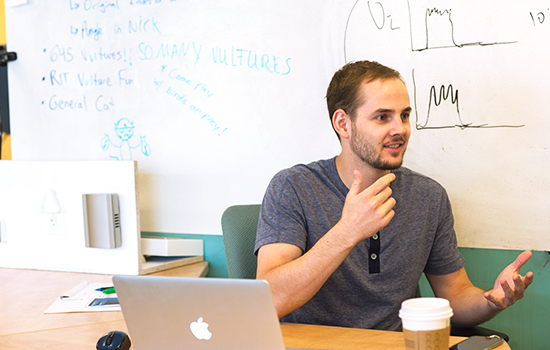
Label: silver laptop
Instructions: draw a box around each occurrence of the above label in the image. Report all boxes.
[113,275,316,350]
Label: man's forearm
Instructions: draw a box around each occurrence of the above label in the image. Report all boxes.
[448,286,501,327]
[257,223,357,318]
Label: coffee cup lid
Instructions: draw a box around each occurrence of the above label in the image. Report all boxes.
[399,297,453,320]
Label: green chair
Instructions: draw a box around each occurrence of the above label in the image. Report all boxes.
[221,204,261,279]
[221,204,509,341]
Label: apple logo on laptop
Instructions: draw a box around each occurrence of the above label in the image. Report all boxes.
[190,317,213,340]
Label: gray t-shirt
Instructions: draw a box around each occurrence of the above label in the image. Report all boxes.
[255,157,465,330]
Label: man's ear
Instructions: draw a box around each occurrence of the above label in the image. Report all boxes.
[332,109,351,140]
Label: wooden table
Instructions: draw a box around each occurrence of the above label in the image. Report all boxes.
[281,323,511,350]
[0,262,208,337]
[0,263,510,350]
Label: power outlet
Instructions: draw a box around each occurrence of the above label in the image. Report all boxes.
[43,213,65,235]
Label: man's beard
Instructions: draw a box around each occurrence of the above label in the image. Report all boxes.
[349,123,406,171]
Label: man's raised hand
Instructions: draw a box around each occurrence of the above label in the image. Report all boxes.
[339,171,396,245]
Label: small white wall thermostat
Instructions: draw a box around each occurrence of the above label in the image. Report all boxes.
[83,194,121,248]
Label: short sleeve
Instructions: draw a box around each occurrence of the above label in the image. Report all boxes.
[254,169,308,254]
[424,189,465,275]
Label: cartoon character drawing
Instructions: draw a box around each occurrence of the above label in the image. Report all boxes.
[101,118,151,160]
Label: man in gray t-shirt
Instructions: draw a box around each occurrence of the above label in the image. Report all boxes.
[254,60,533,330]
[256,158,464,330]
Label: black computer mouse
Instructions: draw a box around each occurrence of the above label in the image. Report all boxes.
[96,330,131,350]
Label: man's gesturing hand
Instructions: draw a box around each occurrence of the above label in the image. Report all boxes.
[484,250,534,310]
[339,171,396,246]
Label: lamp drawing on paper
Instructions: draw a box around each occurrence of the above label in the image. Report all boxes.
[40,189,65,235]
[101,118,151,160]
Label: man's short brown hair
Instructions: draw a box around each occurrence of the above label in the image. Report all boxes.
[326,61,404,137]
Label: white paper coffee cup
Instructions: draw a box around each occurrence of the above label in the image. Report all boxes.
[399,297,453,350]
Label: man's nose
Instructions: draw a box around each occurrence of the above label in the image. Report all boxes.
[390,117,406,135]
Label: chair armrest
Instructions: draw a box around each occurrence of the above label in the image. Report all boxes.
[450,325,509,342]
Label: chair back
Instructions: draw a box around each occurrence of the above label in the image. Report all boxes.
[221,204,261,279]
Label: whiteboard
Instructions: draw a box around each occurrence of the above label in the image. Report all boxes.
[4,1,549,250]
